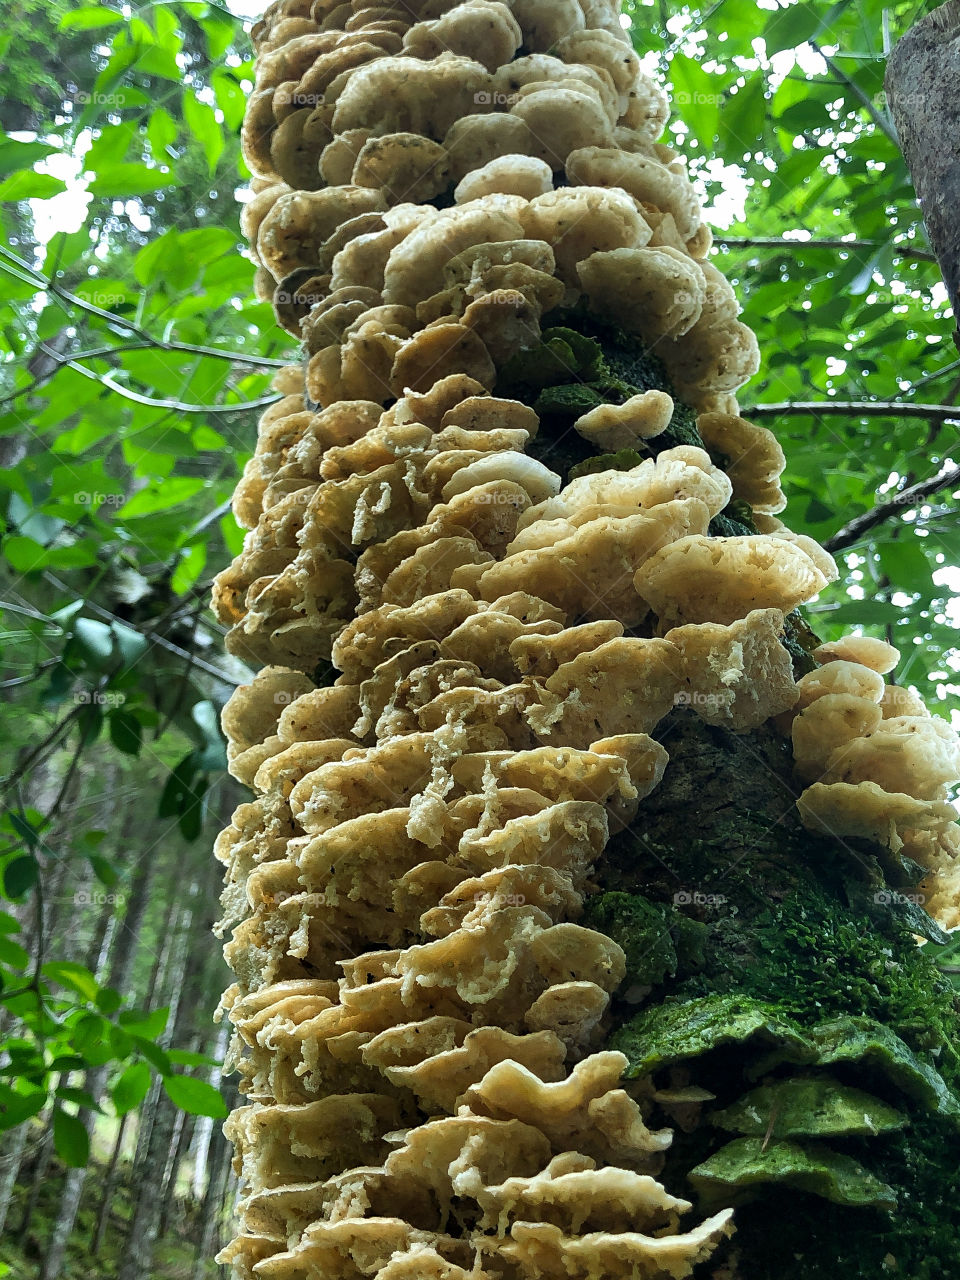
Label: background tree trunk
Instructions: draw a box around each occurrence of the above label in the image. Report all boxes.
[886,1,960,334]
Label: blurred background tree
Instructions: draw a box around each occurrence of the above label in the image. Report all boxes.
[0,0,957,1275]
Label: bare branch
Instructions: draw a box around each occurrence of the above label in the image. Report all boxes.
[813,41,900,144]
[0,246,289,370]
[825,461,960,552]
[715,236,936,263]
[745,399,960,424]
[48,348,282,416]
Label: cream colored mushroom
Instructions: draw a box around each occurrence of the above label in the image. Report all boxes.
[635,534,832,627]
[574,391,674,451]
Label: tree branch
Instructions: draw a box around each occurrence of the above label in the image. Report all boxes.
[813,41,900,144]
[45,347,282,416]
[745,399,960,424]
[715,236,936,263]
[825,460,960,552]
[41,576,244,687]
[0,247,289,370]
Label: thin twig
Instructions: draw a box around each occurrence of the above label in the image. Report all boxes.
[715,235,935,263]
[0,246,288,368]
[813,41,899,144]
[745,400,960,424]
[0,707,84,798]
[825,461,960,552]
[41,576,243,686]
[42,346,281,416]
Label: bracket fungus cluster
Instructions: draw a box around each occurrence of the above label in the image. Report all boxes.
[212,2,960,1276]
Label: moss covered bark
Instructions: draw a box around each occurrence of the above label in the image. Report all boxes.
[591,712,960,1279]
[497,319,960,1278]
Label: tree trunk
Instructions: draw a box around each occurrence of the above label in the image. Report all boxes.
[117,883,202,1280]
[886,1,960,336]
[0,1123,30,1237]
[208,5,960,1278]
[190,1021,230,1201]
[192,1095,233,1280]
[89,1113,127,1259]
[39,854,159,1280]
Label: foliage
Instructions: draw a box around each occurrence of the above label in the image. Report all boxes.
[625,0,960,697]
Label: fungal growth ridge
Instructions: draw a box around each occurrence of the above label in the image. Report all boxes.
[211,3,960,1276]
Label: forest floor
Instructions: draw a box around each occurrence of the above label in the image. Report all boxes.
[0,1156,221,1279]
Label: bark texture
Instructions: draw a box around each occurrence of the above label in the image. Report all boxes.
[886,0,960,335]
[209,4,960,1278]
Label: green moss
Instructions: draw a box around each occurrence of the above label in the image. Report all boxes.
[736,888,960,1078]
[493,311,704,483]
[690,1136,898,1210]
[703,1113,960,1280]
[711,1075,907,1140]
[567,448,648,480]
[610,993,810,1077]
[782,607,821,677]
[580,891,679,987]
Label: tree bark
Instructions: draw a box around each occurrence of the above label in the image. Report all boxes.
[886,1,960,337]
[211,6,960,1279]
[117,883,202,1280]
[39,855,159,1280]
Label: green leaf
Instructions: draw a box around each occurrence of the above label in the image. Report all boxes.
[131,1038,171,1074]
[0,172,67,201]
[117,478,206,518]
[96,986,122,1015]
[670,53,726,146]
[162,1074,228,1118]
[0,936,29,969]
[87,163,178,197]
[146,107,178,159]
[111,1062,152,1115]
[3,856,38,899]
[119,1006,169,1039]
[764,3,827,55]
[53,1109,90,1168]
[74,618,114,666]
[59,6,122,31]
[42,961,100,1003]
[108,709,142,756]
[0,138,57,178]
[3,536,97,573]
[183,89,224,173]
[171,542,207,595]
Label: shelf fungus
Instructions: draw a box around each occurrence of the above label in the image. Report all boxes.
[212,2,960,1277]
